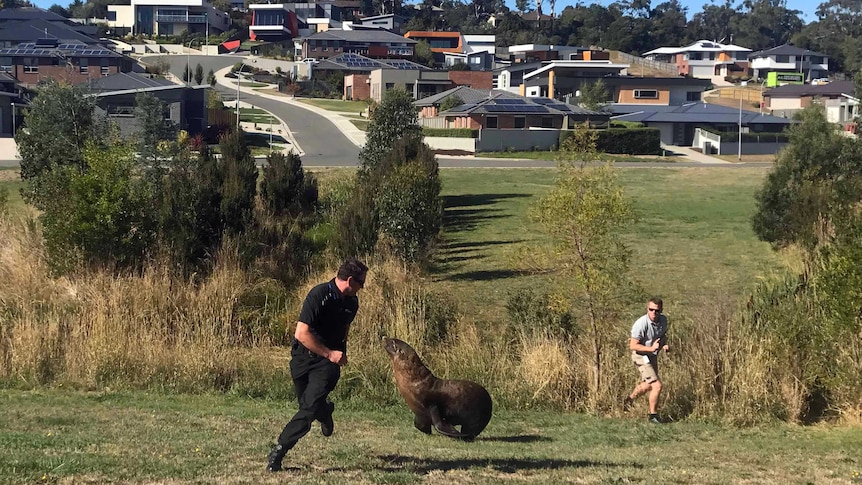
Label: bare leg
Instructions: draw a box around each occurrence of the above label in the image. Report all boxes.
[647,380,663,414]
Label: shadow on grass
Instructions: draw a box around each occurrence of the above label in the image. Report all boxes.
[445,269,533,281]
[373,454,639,474]
[441,240,523,250]
[444,193,530,209]
[443,208,507,233]
[477,434,551,443]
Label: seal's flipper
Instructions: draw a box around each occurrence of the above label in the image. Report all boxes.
[429,404,467,439]
[413,413,432,434]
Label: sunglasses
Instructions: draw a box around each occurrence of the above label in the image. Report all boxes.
[647,308,662,313]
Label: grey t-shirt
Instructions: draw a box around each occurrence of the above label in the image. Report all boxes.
[630,313,668,357]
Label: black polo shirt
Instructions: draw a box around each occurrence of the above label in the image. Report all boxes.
[297,279,359,352]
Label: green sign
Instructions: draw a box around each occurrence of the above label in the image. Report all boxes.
[766,71,804,87]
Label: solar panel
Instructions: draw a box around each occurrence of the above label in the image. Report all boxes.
[495,98,526,104]
[530,98,555,105]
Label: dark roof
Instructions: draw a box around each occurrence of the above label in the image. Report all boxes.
[0,18,98,44]
[492,61,543,74]
[0,41,123,58]
[609,102,793,125]
[316,52,429,71]
[0,7,68,22]
[306,29,417,44]
[764,80,854,98]
[78,72,176,92]
[749,44,828,59]
[442,93,604,117]
[414,86,522,106]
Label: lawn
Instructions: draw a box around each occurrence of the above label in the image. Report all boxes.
[477,150,686,163]
[432,167,784,324]
[1,388,860,484]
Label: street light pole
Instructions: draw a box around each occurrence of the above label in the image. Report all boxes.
[738,80,747,161]
[186,39,197,86]
[236,63,246,130]
[205,12,208,56]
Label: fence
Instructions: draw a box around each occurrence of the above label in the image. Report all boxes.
[614,51,679,76]
[716,87,762,103]
[418,116,447,129]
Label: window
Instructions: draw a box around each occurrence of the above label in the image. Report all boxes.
[541,117,553,128]
[486,116,498,128]
[514,116,525,129]
[0,56,11,73]
[810,56,824,64]
[736,52,748,61]
[775,55,789,63]
[634,89,658,99]
[79,58,88,74]
[23,58,37,73]
[689,52,702,61]
[101,58,110,75]
[686,91,702,102]
[385,82,395,90]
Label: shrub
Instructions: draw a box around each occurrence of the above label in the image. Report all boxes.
[422,127,477,138]
[260,151,319,216]
[560,128,661,155]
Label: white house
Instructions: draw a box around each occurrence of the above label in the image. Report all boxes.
[108,0,230,37]
[748,44,829,83]
[643,40,751,86]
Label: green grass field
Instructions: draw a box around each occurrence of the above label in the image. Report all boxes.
[2,166,841,483]
[1,389,860,484]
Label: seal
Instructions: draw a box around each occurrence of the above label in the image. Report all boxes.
[382,337,492,441]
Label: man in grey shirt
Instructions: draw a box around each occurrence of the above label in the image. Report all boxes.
[624,297,669,424]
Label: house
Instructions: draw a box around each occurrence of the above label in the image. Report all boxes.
[494,58,628,98]
[404,31,462,54]
[349,14,407,33]
[642,40,751,85]
[0,72,28,136]
[506,44,589,64]
[302,29,416,60]
[748,44,829,83]
[85,74,210,137]
[440,93,607,130]
[443,51,495,71]
[107,0,231,37]
[248,3,297,43]
[601,76,712,105]
[609,102,793,146]
[762,80,856,123]
[413,85,523,118]
[332,52,491,101]
[0,39,133,88]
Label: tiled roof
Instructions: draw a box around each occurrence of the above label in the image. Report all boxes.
[414,86,522,106]
[609,102,793,125]
[765,80,853,98]
[749,44,828,59]
[306,29,417,44]
[440,93,604,116]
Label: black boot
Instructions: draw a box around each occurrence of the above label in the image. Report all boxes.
[266,444,287,472]
[319,401,335,437]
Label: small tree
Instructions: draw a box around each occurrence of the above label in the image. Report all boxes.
[578,79,610,111]
[194,63,205,85]
[207,68,216,87]
[135,92,175,163]
[40,143,156,274]
[260,151,318,216]
[529,123,640,410]
[752,104,862,254]
[219,129,258,235]
[182,63,191,82]
[358,88,422,176]
[15,80,110,210]
[413,40,435,68]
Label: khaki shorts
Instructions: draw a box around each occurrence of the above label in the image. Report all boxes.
[632,352,659,383]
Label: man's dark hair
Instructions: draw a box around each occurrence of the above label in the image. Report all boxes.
[649,297,663,308]
[337,257,368,281]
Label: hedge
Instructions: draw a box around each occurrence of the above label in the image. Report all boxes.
[422,127,478,138]
[559,127,661,155]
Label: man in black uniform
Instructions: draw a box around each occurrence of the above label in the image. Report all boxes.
[267,257,368,472]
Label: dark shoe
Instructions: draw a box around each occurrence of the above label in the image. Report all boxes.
[266,444,287,472]
[320,401,335,437]
[649,414,662,424]
[623,396,634,412]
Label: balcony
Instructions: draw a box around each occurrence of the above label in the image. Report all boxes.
[156,14,207,23]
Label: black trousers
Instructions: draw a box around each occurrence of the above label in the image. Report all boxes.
[276,344,341,448]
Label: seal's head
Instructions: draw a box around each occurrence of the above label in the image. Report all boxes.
[382,337,426,373]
